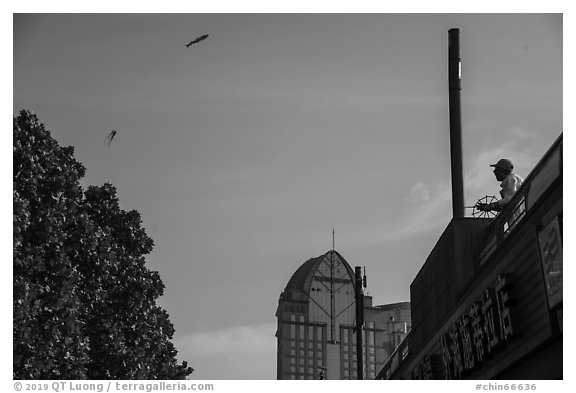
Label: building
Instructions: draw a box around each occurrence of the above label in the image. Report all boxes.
[376,133,563,380]
[276,250,411,379]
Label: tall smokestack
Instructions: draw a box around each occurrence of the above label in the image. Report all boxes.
[448,28,465,218]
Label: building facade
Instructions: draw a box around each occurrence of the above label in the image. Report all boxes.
[377,134,563,380]
[276,250,410,379]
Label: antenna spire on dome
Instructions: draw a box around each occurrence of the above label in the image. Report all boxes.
[332,228,335,252]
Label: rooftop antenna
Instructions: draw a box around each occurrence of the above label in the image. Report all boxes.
[332,228,335,251]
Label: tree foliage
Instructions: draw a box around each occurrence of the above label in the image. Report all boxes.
[13,110,193,379]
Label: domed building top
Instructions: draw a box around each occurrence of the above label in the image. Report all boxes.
[276,249,412,380]
[281,250,355,299]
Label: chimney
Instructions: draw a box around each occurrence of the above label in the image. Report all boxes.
[448,28,465,218]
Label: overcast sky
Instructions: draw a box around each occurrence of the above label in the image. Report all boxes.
[11,12,563,380]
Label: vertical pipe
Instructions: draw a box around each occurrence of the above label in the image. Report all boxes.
[330,252,335,343]
[355,266,364,380]
[331,232,335,342]
[448,28,465,218]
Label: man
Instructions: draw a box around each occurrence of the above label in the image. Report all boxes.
[477,158,523,212]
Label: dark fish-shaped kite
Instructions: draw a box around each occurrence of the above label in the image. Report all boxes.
[186,34,209,47]
[104,130,117,147]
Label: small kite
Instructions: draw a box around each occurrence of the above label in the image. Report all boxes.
[186,34,209,47]
[104,130,117,147]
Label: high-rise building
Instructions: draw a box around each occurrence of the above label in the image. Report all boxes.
[276,250,410,380]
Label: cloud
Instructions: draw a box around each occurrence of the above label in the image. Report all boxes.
[174,323,277,380]
[393,182,452,240]
[507,126,537,142]
[407,182,430,204]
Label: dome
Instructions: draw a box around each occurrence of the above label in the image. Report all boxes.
[283,250,355,295]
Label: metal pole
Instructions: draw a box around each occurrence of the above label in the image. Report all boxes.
[355,266,364,380]
[318,366,327,380]
[448,28,465,219]
[330,251,335,343]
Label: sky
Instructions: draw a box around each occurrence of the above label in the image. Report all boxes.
[10,11,564,380]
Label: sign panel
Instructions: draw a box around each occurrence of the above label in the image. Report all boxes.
[538,216,563,309]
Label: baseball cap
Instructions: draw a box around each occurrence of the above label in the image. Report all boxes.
[490,158,514,171]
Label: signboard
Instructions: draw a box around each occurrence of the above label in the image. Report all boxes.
[538,216,563,309]
[409,274,516,379]
[527,147,561,210]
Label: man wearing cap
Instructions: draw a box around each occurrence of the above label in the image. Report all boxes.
[477,158,524,212]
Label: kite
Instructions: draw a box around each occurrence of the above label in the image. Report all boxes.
[104,130,117,147]
[186,34,209,47]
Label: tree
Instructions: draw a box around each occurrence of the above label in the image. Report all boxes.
[13,110,193,379]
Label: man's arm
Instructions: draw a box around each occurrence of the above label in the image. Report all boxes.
[477,202,502,212]
[477,175,522,212]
